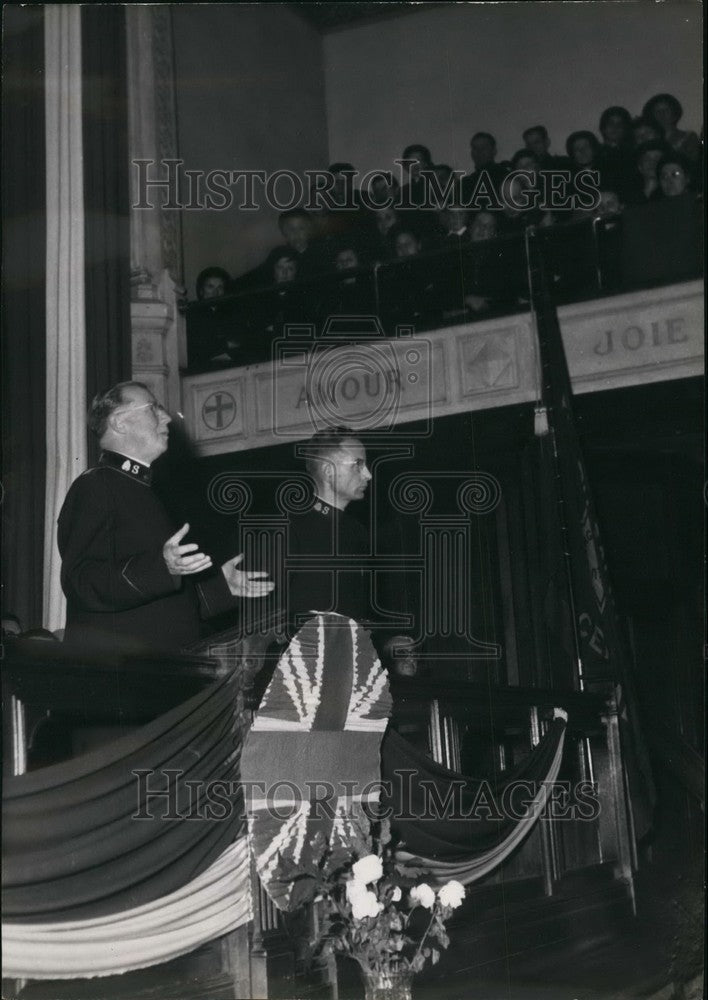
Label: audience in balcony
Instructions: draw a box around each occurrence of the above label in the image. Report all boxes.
[184,88,700,370]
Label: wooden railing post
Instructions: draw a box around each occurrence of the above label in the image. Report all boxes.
[601,689,637,915]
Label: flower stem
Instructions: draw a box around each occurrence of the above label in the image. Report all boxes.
[410,904,438,968]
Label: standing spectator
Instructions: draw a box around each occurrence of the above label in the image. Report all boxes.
[631,116,663,147]
[462,132,509,205]
[522,125,570,169]
[313,161,367,248]
[598,106,635,200]
[401,143,434,207]
[642,93,701,169]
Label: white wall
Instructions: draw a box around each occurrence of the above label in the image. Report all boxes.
[173,5,328,291]
[324,3,703,175]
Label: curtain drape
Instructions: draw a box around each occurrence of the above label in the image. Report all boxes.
[81,4,132,467]
[43,4,87,632]
[1,7,47,632]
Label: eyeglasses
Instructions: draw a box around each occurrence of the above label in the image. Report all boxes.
[117,401,167,417]
[663,169,685,178]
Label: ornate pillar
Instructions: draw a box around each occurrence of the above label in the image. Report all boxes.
[125,6,185,413]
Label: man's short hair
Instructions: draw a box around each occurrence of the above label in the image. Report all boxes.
[88,381,150,438]
[523,125,549,142]
[471,131,496,146]
[302,426,359,477]
[278,208,312,229]
[403,144,432,163]
[328,161,355,174]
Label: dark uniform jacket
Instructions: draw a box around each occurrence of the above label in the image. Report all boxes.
[58,451,236,653]
[282,497,371,632]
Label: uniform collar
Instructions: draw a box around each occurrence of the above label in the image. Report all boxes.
[100,450,152,485]
[312,496,332,516]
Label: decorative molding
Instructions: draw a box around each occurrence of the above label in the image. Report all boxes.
[151,6,183,286]
[181,281,704,456]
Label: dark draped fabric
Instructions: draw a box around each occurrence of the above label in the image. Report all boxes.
[383,721,566,857]
[81,5,132,465]
[3,673,243,922]
[1,7,47,632]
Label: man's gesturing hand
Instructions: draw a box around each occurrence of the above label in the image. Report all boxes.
[221,554,275,598]
[163,523,213,576]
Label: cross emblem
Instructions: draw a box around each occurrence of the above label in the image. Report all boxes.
[202,391,236,430]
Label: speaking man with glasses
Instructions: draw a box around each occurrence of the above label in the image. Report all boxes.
[57,381,274,653]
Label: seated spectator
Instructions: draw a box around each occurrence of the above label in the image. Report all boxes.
[469,209,499,242]
[380,223,442,328]
[196,265,231,300]
[277,207,329,277]
[437,203,471,245]
[366,204,401,260]
[510,148,539,177]
[238,247,305,362]
[642,93,701,169]
[631,115,663,147]
[187,265,235,369]
[598,106,635,199]
[628,139,672,203]
[522,125,570,169]
[572,189,624,221]
[392,224,424,259]
[566,131,613,196]
[656,151,695,200]
[309,240,377,335]
[462,131,509,205]
[500,167,553,232]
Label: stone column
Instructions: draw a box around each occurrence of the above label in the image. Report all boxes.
[126,6,185,413]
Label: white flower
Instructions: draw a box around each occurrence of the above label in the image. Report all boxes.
[351,889,381,920]
[409,883,436,909]
[438,880,465,909]
[345,879,368,904]
[352,854,384,884]
[390,886,402,902]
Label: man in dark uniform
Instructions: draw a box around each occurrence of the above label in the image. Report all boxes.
[284,427,372,631]
[283,427,414,661]
[58,381,274,653]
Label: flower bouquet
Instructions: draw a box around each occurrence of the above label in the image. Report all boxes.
[278,818,465,1000]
